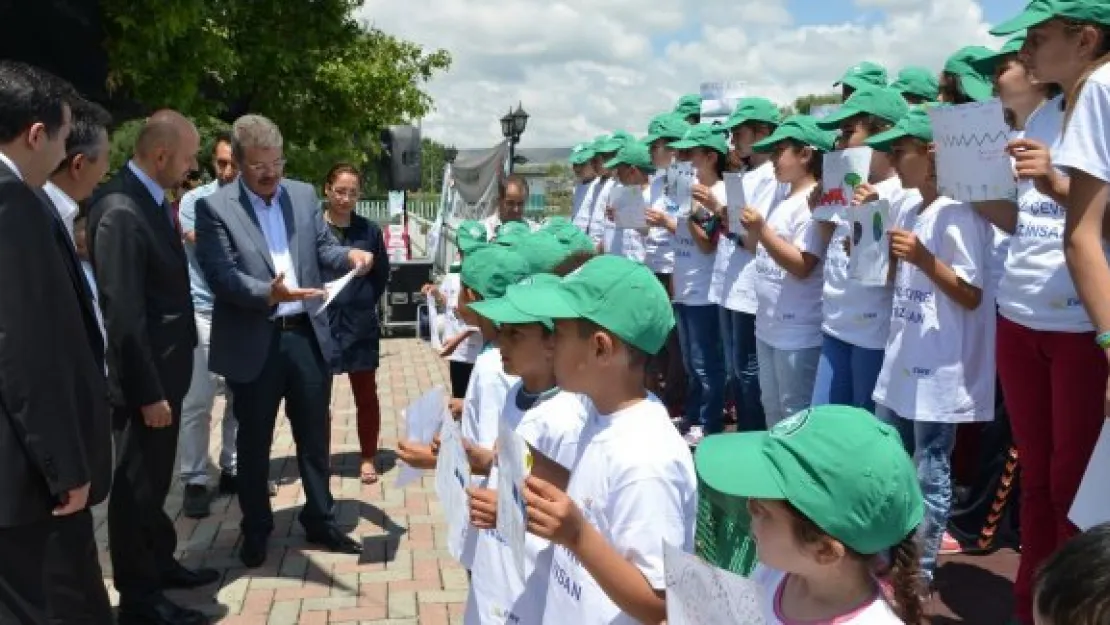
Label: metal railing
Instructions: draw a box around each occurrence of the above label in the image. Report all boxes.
[353,199,440,223]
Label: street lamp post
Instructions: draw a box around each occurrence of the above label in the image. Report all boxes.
[500,102,529,174]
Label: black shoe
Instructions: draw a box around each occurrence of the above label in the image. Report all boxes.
[268,480,278,497]
[217,472,237,495]
[161,561,220,589]
[239,534,268,568]
[117,593,210,625]
[305,526,363,554]
[181,485,210,519]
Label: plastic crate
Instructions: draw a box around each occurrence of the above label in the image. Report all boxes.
[695,478,760,577]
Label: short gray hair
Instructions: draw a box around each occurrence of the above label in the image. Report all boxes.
[231,114,283,161]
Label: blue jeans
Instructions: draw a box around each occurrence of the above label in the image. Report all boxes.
[719,308,765,432]
[674,304,726,433]
[810,333,885,413]
[755,339,820,428]
[876,406,958,584]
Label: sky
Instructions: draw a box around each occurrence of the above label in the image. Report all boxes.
[356,0,1027,149]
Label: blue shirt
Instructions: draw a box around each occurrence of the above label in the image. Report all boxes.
[127,160,166,207]
[178,180,221,312]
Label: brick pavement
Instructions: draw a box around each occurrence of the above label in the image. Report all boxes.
[92,338,467,625]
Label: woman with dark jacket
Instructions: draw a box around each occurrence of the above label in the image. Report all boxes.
[321,163,390,483]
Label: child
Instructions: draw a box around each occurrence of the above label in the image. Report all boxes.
[891,66,940,104]
[811,87,915,412]
[514,255,697,625]
[715,97,790,432]
[1034,522,1110,625]
[742,115,837,427]
[463,273,590,625]
[865,106,995,585]
[834,61,889,101]
[695,404,926,624]
[602,141,654,263]
[668,124,728,445]
[434,220,488,402]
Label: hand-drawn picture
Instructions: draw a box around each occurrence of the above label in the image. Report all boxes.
[814,147,872,222]
[663,542,766,625]
[434,415,472,562]
[929,100,1018,202]
[496,422,531,580]
[848,200,892,287]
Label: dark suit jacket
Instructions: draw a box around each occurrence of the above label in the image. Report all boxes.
[323,214,389,373]
[0,161,113,527]
[194,179,350,383]
[87,165,196,418]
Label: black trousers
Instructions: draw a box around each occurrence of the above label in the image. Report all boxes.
[109,402,184,599]
[448,360,474,399]
[231,326,335,538]
[0,509,113,625]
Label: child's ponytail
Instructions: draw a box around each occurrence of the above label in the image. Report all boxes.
[887,533,925,625]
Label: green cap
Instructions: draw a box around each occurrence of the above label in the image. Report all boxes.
[456,219,488,255]
[460,244,532,300]
[674,94,703,118]
[695,405,925,556]
[668,123,730,156]
[605,141,656,173]
[865,105,936,152]
[594,130,634,155]
[834,61,889,91]
[541,215,573,230]
[752,115,838,154]
[644,113,691,144]
[569,142,595,166]
[970,33,1028,76]
[890,66,940,102]
[468,273,562,330]
[817,87,910,129]
[991,0,1110,35]
[516,231,571,274]
[542,219,594,254]
[722,97,783,130]
[512,255,674,354]
[494,220,531,246]
[943,46,996,102]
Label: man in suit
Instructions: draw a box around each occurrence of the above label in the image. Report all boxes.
[195,114,373,567]
[87,110,216,625]
[0,61,114,625]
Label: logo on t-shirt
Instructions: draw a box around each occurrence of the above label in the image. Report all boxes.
[771,410,811,438]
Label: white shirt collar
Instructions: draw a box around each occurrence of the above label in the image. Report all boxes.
[0,150,23,181]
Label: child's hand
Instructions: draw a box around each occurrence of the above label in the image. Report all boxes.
[853,183,879,205]
[463,438,495,476]
[691,184,722,214]
[467,487,498,530]
[448,398,464,418]
[396,440,437,470]
[1010,137,1062,197]
[740,207,764,236]
[645,207,667,227]
[524,475,585,548]
[889,228,931,267]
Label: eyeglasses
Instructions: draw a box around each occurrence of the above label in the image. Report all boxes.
[330,188,360,200]
[246,158,286,174]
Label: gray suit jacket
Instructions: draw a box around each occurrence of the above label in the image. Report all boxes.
[194,179,350,383]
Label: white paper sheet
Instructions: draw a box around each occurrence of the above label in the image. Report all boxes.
[316,269,356,315]
[664,542,766,625]
[435,413,473,562]
[723,172,747,237]
[813,147,872,222]
[388,190,405,217]
[667,162,695,216]
[700,81,746,119]
[426,293,444,351]
[614,185,647,229]
[929,100,1018,202]
[1069,419,1110,531]
[495,420,533,581]
[394,386,448,488]
[848,200,893,286]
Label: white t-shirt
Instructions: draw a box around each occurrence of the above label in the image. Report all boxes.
[753,187,827,350]
[571,181,594,223]
[603,184,647,263]
[821,177,921,350]
[573,179,602,234]
[872,196,996,423]
[541,396,698,625]
[715,162,789,314]
[1000,97,1099,332]
[1056,62,1110,184]
[751,566,903,625]
[673,182,724,306]
[643,173,676,274]
[586,178,616,245]
[439,272,484,364]
[459,347,519,568]
[466,387,589,625]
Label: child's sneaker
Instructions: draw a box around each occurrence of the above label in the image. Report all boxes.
[683,425,705,447]
[938,531,964,555]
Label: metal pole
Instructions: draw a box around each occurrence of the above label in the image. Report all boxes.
[508,139,515,174]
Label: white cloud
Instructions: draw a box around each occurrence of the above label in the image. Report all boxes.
[356,0,1004,149]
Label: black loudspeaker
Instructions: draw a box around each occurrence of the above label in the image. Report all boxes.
[379,125,422,192]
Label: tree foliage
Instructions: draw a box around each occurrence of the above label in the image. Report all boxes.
[100,0,451,182]
[793,93,843,115]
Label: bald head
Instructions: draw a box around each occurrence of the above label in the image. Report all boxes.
[132,109,200,188]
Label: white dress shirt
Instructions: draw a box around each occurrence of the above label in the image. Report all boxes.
[43,181,79,244]
[243,184,304,317]
[0,150,23,180]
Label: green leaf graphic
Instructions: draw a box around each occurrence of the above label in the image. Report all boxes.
[844,172,863,188]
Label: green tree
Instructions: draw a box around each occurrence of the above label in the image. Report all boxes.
[109,115,231,176]
[100,0,451,182]
[419,137,448,193]
[793,93,842,115]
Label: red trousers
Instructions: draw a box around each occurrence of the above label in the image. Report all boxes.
[348,370,382,460]
[997,316,1107,624]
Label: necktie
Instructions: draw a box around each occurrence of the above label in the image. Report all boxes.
[163,199,182,237]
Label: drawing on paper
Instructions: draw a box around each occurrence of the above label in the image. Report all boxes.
[663,542,766,625]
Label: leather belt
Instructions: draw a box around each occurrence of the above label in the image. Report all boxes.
[274,313,310,331]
